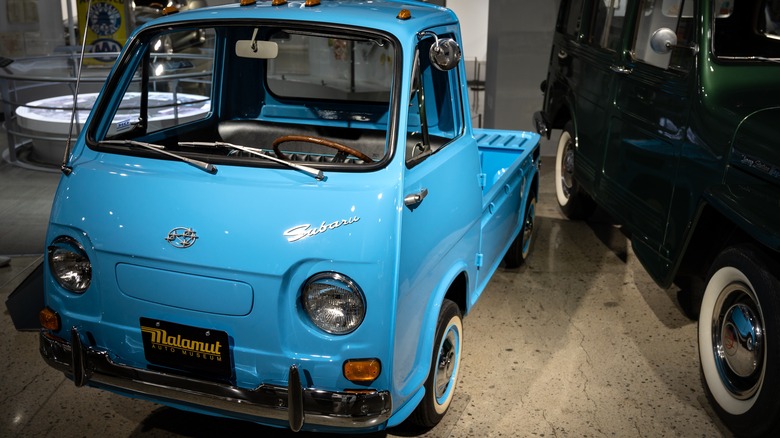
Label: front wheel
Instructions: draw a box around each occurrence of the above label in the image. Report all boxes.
[555,121,595,219]
[698,245,780,437]
[410,299,463,427]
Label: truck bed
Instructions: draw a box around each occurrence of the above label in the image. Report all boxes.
[475,128,540,195]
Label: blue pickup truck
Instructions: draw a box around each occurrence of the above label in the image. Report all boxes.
[37,0,540,433]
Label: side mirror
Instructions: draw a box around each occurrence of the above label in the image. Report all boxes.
[649,28,677,54]
[429,37,461,71]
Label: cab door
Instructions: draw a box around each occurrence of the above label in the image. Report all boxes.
[601,0,696,265]
[394,30,481,397]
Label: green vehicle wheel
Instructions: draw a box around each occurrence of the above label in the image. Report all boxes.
[698,245,780,437]
[555,122,595,219]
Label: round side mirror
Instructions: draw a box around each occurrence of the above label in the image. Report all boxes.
[430,38,462,71]
[650,28,677,54]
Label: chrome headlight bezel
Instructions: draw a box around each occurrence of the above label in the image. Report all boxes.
[301,272,366,335]
[47,236,92,293]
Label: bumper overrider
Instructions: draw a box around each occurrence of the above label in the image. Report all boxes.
[40,328,392,432]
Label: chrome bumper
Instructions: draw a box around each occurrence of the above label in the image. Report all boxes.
[40,328,391,432]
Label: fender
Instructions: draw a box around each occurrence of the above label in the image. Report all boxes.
[703,182,780,252]
[394,261,470,406]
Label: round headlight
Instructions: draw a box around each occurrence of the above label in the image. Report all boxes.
[301,272,365,335]
[48,236,92,293]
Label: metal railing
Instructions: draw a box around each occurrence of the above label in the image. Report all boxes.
[1,51,212,172]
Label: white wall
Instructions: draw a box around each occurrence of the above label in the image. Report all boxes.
[448,0,489,62]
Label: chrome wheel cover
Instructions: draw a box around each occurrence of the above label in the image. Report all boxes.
[560,140,575,199]
[434,325,460,404]
[521,200,536,259]
[712,281,765,400]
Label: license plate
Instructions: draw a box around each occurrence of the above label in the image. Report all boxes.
[140,318,231,378]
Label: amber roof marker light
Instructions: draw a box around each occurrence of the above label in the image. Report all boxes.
[305,0,321,7]
[240,0,257,6]
[161,6,179,15]
[271,0,287,5]
[397,9,411,20]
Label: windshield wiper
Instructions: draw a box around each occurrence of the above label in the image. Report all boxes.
[99,140,217,174]
[179,141,325,181]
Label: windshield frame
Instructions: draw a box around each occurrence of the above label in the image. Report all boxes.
[85,19,403,174]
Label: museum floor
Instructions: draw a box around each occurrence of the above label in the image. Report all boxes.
[0,145,733,437]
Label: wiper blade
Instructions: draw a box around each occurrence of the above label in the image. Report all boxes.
[100,140,217,174]
[179,141,325,181]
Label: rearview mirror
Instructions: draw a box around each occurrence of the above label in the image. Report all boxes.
[236,40,279,59]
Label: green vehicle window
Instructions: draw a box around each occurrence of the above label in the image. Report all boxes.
[714,0,780,60]
[559,0,586,37]
[631,0,695,70]
[590,0,627,51]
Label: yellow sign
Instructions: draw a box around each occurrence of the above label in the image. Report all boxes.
[77,0,131,65]
[141,325,224,362]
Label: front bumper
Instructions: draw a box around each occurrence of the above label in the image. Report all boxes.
[40,328,392,432]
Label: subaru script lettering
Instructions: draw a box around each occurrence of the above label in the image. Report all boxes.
[284,216,360,243]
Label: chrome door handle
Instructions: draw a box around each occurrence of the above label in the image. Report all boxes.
[610,64,633,75]
[404,188,429,207]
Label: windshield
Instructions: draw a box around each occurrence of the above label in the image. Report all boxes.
[713,0,780,61]
[90,22,397,171]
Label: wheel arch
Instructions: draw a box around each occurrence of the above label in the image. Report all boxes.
[675,199,780,310]
[674,198,780,288]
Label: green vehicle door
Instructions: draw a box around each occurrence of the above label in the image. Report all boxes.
[601,0,697,278]
[569,0,628,194]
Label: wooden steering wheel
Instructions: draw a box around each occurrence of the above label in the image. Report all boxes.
[272,135,374,163]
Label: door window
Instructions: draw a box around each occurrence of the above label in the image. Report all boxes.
[559,0,586,37]
[405,34,464,166]
[590,0,628,51]
[632,0,695,70]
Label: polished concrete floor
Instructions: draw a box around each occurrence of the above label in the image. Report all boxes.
[1,147,732,437]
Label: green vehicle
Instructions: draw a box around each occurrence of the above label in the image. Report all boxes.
[534,0,780,436]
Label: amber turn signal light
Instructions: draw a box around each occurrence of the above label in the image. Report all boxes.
[343,358,381,383]
[39,307,60,331]
[397,9,411,20]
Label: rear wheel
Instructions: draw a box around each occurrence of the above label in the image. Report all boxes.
[504,196,536,268]
[555,121,595,219]
[698,245,780,437]
[411,299,463,427]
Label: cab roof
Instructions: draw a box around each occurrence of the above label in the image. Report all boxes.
[146,0,459,37]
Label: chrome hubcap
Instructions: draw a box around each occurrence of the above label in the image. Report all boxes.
[435,328,458,400]
[560,141,575,199]
[522,201,535,257]
[712,281,765,400]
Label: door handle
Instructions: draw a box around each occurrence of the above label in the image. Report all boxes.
[404,188,429,207]
[609,64,633,75]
